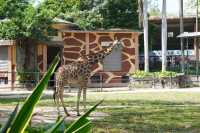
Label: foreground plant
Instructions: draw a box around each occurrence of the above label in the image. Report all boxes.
[0,55,102,133]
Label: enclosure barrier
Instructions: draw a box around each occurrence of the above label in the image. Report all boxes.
[0,71,128,91]
[0,71,199,91]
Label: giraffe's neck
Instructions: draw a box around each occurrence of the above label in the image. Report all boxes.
[87,43,116,65]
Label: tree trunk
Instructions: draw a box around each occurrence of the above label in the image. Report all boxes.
[179,0,185,73]
[138,0,143,28]
[24,39,37,71]
[143,0,149,72]
[161,0,167,72]
[16,38,38,88]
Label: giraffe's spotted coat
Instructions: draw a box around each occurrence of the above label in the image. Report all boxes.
[54,41,122,116]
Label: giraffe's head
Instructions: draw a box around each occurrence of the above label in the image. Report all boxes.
[106,40,123,52]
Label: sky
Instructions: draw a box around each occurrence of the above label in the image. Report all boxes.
[158,0,179,16]
[157,0,196,16]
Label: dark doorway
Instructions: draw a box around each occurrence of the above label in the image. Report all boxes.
[47,46,61,87]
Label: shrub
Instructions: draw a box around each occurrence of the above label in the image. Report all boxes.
[154,71,177,78]
[129,70,177,79]
[129,70,153,79]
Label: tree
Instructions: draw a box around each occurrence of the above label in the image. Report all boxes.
[99,0,138,29]
[161,0,167,72]
[184,0,200,15]
[59,0,139,30]
[60,9,103,30]
[143,0,149,72]
[0,0,80,71]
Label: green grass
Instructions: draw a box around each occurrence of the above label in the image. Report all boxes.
[2,91,200,132]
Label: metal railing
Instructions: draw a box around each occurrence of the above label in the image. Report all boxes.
[0,71,128,91]
[1,71,200,90]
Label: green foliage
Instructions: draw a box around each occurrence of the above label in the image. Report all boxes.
[0,104,19,133]
[130,70,177,79]
[65,100,103,133]
[0,20,19,39]
[0,55,102,133]
[0,0,139,39]
[16,68,40,85]
[79,0,103,10]
[0,0,77,40]
[9,55,60,133]
[154,71,177,78]
[130,70,153,78]
[61,0,139,30]
[98,0,139,29]
[0,0,29,18]
[62,10,103,30]
[45,117,65,133]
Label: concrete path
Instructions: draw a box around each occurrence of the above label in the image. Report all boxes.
[0,106,108,127]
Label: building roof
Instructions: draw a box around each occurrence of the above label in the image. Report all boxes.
[60,28,142,33]
[149,16,199,26]
[149,16,197,21]
[52,18,81,30]
[177,32,200,38]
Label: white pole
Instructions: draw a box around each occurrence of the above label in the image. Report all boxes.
[143,0,149,72]
[195,0,199,76]
[162,0,167,72]
[179,0,184,73]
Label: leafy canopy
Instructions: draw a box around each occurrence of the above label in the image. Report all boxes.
[0,0,139,40]
[0,0,79,40]
[61,0,139,30]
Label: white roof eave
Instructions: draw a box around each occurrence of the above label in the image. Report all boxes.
[177,32,200,38]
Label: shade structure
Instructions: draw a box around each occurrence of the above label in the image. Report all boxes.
[177,32,200,38]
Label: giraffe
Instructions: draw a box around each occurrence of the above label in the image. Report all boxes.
[54,40,122,116]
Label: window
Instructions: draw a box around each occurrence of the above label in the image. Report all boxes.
[103,47,122,71]
[168,32,174,38]
[0,46,8,72]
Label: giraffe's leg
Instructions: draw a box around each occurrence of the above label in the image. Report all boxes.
[77,88,82,116]
[68,84,71,93]
[54,78,61,116]
[59,85,70,116]
[83,87,87,111]
[53,90,61,116]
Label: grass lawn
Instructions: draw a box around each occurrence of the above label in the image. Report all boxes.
[1,91,200,132]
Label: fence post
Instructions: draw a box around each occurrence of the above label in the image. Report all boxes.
[153,73,155,89]
[170,72,172,89]
[100,73,103,92]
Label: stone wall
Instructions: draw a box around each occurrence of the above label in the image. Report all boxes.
[62,31,139,85]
